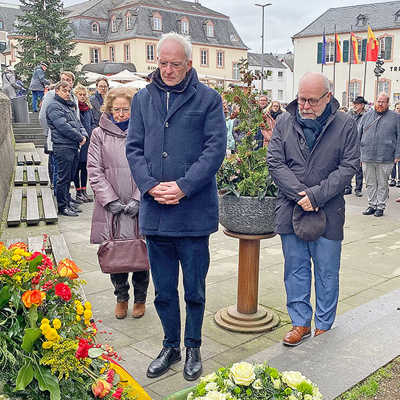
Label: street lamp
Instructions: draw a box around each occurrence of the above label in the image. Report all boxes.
[255,2,272,94]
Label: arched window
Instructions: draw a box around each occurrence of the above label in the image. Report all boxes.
[205,20,214,37]
[111,16,117,33]
[377,78,391,97]
[126,12,132,30]
[91,22,99,34]
[152,12,162,31]
[180,17,189,35]
[348,79,362,101]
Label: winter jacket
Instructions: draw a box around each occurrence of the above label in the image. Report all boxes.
[46,94,87,149]
[2,70,24,99]
[87,113,141,244]
[359,109,400,163]
[267,97,360,241]
[29,65,50,91]
[126,68,227,237]
[78,108,96,162]
[90,91,104,126]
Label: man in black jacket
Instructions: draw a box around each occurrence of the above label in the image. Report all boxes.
[46,81,87,216]
[267,72,359,346]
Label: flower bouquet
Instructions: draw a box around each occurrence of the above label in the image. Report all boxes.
[186,362,322,400]
[0,240,150,400]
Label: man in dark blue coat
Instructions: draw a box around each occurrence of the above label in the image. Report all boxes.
[126,32,226,381]
[267,72,359,346]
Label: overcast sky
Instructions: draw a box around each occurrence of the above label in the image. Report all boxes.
[7,0,392,52]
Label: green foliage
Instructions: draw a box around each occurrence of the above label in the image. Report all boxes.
[14,0,82,88]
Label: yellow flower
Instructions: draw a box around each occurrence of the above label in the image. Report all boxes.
[83,309,92,320]
[84,301,91,309]
[45,328,59,342]
[74,300,82,307]
[41,324,51,335]
[76,305,84,315]
[41,318,50,325]
[14,275,22,283]
[42,341,53,349]
[230,362,255,386]
[12,254,22,261]
[52,319,62,330]
[76,315,81,322]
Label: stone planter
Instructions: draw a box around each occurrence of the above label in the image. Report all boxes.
[219,194,276,235]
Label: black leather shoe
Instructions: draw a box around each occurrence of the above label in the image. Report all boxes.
[344,187,352,195]
[374,209,384,217]
[70,197,83,205]
[59,208,78,217]
[146,347,181,378]
[183,347,202,381]
[389,179,396,187]
[362,207,376,215]
[69,205,82,213]
[355,191,362,197]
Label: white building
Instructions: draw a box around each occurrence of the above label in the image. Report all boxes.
[292,2,400,106]
[247,52,293,103]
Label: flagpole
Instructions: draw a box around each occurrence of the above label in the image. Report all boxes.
[347,26,353,106]
[333,24,336,96]
[363,59,367,97]
[322,26,326,73]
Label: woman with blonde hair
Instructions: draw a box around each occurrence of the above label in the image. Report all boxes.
[73,83,96,202]
[87,87,149,319]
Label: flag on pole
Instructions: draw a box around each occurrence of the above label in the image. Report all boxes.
[335,33,343,62]
[366,25,379,61]
[322,29,326,64]
[351,33,360,64]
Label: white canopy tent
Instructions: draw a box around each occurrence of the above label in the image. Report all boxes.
[108,69,143,82]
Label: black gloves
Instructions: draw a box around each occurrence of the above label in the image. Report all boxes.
[105,199,140,217]
[105,200,125,215]
[124,199,140,217]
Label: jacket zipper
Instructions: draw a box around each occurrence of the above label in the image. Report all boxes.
[166,91,170,112]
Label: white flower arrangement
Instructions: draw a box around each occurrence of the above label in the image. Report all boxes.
[187,362,322,400]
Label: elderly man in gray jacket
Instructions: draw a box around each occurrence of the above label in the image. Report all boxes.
[359,93,400,217]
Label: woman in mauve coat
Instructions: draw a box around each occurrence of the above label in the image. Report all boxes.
[87,87,149,320]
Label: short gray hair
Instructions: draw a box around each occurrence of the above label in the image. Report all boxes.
[157,32,192,60]
[299,72,330,92]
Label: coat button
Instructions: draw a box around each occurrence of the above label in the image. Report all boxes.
[162,151,168,158]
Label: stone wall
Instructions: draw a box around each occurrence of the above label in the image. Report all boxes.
[0,93,14,220]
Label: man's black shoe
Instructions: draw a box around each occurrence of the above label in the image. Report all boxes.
[69,205,82,213]
[374,209,384,217]
[183,347,202,381]
[344,187,352,195]
[397,181,400,188]
[389,179,396,187]
[355,191,362,197]
[146,347,181,378]
[58,208,78,217]
[70,197,83,205]
[362,207,376,215]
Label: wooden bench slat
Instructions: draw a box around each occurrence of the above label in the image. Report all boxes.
[26,166,37,185]
[25,152,34,165]
[7,188,23,226]
[41,187,58,223]
[26,188,40,225]
[32,152,41,165]
[14,166,24,186]
[49,234,71,265]
[28,236,45,253]
[17,153,25,165]
[37,166,49,185]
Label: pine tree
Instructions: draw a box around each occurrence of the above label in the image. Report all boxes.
[15,0,81,86]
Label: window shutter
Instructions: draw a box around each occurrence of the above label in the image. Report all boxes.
[343,40,349,62]
[361,39,367,61]
[317,42,322,64]
[384,37,392,60]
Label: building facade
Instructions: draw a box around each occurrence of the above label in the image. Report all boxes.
[0,3,21,69]
[293,2,400,106]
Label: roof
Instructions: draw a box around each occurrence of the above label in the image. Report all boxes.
[0,3,22,33]
[293,1,400,38]
[275,52,294,71]
[247,52,286,69]
[81,61,136,74]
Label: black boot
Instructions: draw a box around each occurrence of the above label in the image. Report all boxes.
[183,347,202,381]
[146,347,181,378]
[82,189,93,203]
[76,189,86,203]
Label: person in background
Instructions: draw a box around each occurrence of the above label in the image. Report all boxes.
[29,61,50,112]
[260,100,284,147]
[390,101,400,188]
[394,102,400,114]
[338,106,348,113]
[223,100,235,155]
[2,66,25,99]
[87,87,149,320]
[90,78,109,126]
[345,96,368,196]
[73,84,96,203]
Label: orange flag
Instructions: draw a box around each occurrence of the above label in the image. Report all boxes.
[366,25,379,61]
[335,33,343,62]
[351,33,360,64]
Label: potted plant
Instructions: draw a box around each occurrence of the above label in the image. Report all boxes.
[217,60,277,235]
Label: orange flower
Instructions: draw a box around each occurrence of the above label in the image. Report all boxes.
[57,258,81,279]
[91,379,112,398]
[8,242,28,251]
[22,290,46,308]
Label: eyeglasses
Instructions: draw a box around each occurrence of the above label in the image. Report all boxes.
[158,61,186,69]
[112,107,130,114]
[297,91,329,106]
[97,85,108,89]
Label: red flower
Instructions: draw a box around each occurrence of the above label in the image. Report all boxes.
[75,338,93,359]
[112,388,123,399]
[8,242,28,251]
[106,368,115,384]
[54,283,72,301]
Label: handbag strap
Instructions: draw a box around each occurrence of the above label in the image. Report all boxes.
[110,214,140,239]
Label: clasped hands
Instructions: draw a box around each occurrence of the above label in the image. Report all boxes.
[297,191,318,212]
[149,181,185,205]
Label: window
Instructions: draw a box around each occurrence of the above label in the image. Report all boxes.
[126,13,132,30]
[146,44,155,61]
[111,16,117,33]
[326,41,335,63]
[267,70,273,81]
[393,92,400,103]
[109,46,115,62]
[216,50,224,68]
[277,71,283,80]
[153,13,162,31]
[206,21,214,37]
[124,44,130,62]
[348,80,361,101]
[356,14,367,26]
[232,63,240,80]
[180,18,189,35]
[395,10,400,22]
[90,48,100,63]
[377,78,391,96]
[91,22,99,33]
[230,33,238,42]
[278,90,284,100]
[379,36,393,60]
[0,20,3,30]
[200,49,208,66]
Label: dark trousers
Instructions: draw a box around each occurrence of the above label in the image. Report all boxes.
[31,90,44,112]
[345,164,363,192]
[391,161,400,180]
[146,235,210,348]
[110,271,149,303]
[54,147,78,211]
[48,151,58,193]
[74,161,88,191]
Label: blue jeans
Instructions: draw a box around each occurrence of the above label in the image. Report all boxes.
[31,90,44,112]
[146,235,210,348]
[280,234,342,330]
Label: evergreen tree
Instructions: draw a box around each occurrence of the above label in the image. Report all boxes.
[15,0,81,86]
